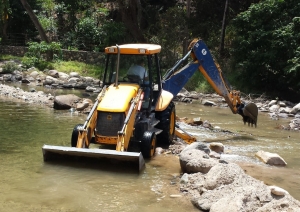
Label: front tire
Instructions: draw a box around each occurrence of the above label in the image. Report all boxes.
[155,101,176,145]
[141,131,157,158]
[71,124,83,147]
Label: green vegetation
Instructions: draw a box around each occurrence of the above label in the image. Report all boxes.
[0,0,299,101]
[1,61,21,73]
[229,0,300,100]
[1,55,102,78]
[51,61,103,78]
[0,55,22,61]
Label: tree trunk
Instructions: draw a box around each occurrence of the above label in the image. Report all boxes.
[19,0,49,43]
[183,0,191,56]
[219,0,229,57]
[117,0,146,43]
[2,11,8,40]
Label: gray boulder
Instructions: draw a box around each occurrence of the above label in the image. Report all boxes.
[179,149,218,174]
[53,94,81,110]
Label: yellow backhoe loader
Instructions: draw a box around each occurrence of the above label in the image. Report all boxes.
[42,39,258,171]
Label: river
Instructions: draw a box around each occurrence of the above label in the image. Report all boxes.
[0,89,299,211]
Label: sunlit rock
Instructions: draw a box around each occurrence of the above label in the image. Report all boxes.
[255,150,287,166]
[269,185,289,196]
[209,142,224,153]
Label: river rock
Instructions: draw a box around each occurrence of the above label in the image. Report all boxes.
[202,100,217,106]
[179,149,218,174]
[69,72,80,78]
[29,70,39,78]
[269,185,289,196]
[291,103,300,114]
[204,163,245,190]
[76,101,90,111]
[255,150,287,166]
[86,86,97,92]
[278,113,289,118]
[279,107,292,113]
[209,151,221,159]
[209,142,224,153]
[53,94,81,110]
[269,104,280,112]
[181,141,210,154]
[48,69,59,78]
[68,77,80,83]
[190,163,273,211]
[58,72,69,80]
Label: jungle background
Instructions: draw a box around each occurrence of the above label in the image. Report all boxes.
[0,0,299,102]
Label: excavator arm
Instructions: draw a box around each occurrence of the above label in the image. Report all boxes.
[162,39,258,127]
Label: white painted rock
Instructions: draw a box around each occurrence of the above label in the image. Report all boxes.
[269,186,289,196]
[255,151,287,166]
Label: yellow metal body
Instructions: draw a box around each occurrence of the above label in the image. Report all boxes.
[155,90,174,111]
[97,84,139,112]
[174,129,196,144]
[77,83,142,152]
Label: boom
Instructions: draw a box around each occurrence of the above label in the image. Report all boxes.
[163,39,258,126]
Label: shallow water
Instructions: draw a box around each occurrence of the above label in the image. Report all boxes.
[0,88,300,212]
[175,101,300,199]
[0,96,198,212]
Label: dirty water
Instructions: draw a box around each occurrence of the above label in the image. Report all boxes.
[0,91,300,212]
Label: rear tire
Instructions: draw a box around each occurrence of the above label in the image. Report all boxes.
[71,124,83,147]
[141,131,156,158]
[155,101,176,145]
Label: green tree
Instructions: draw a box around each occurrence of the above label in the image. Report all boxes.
[0,0,10,39]
[230,0,300,101]
[20,0,49,42]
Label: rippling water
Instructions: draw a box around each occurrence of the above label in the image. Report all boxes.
[1,88,300,212]
[0,96,198,212]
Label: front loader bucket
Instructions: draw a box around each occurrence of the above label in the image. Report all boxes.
[42,145,145,172]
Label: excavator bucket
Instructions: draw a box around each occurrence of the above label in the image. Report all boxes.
[243,102,258,127]
[42,145,145,172]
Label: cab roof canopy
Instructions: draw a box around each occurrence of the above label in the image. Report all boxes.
[105,43,161,55]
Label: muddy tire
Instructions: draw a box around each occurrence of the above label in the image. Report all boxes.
[155,101,176,145]
[71,124,83,147]
[141,131,156,158]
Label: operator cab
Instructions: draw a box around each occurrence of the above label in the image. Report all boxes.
[102,44,163,111]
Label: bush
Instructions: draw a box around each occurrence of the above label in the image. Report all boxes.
[2,61,21,73]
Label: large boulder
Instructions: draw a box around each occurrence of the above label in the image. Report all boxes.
[204,163,245,190]
[191,163,273,211]
[53,94,81,110]
[48,70,59,78]
[181,142,211,154]
[179,149,218,173]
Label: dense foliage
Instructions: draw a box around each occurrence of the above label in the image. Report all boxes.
[0,0,299,101]
[230,0,300,101]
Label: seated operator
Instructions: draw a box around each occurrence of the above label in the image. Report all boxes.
[127,59,150,109]
[127,59,149,84]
